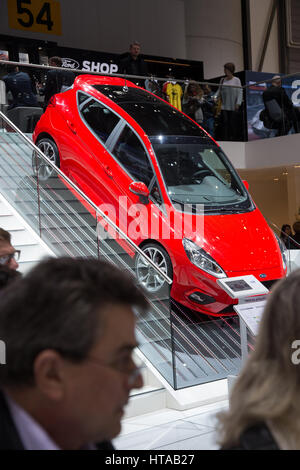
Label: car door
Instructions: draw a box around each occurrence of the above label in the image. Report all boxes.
[107,123,164,243]
[68,91,121,208]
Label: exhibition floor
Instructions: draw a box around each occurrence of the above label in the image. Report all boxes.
[113,400,228,450]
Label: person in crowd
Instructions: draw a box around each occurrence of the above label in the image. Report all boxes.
[0,265,21,290]
[119,42,148,87]
[215,62,243,141]
[201,84,216,137]
[280,224,294,249]
[182,81,204,124]
[0,256,147,450]
[262,75,298,137]
[217,268,300,449]
[3,65,38,110]
[0,228,20,271]
[291,221,300,249]
[39,56,75,109]
[144,76,162,97]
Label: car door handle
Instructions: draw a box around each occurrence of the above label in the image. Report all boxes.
[67,120,77,134]
[104,165,113,178]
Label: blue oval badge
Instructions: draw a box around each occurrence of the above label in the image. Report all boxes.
[259,273,267,279]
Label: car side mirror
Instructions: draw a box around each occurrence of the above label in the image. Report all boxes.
[242,180,249,191]
[129,181,150,204]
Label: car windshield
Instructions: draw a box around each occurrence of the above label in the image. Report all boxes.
[150,135,252,213]
[93,85,252,213]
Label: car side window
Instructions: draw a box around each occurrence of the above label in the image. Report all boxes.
[78,92,120,143]
[112,125,154,186]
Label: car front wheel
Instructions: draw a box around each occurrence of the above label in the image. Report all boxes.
[135,243,173,294]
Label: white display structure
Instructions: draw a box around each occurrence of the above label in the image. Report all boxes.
[217,275,269,394]
[217,275,269,300]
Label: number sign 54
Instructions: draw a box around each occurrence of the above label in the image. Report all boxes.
[8,0,62,35]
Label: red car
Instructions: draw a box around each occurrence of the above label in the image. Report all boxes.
[33,75,286,316]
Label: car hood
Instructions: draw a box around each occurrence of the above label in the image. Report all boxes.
[182,209,281,272]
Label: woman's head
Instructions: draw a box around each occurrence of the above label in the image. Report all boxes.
[293,221,300,234]
[224,62,235,76]
[186,81,202,96]
[281,224,292,236]
[218,270,300,447]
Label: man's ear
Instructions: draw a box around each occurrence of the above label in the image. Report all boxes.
[33,350,66,401]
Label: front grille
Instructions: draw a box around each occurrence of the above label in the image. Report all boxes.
[261,279,280,290]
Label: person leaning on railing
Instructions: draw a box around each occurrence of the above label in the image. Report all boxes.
[215,62,243,141]
[3,65,38,110]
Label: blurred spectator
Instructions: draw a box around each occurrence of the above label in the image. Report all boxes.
[3,65,38,110]
[144,77,162,97]
[39,57,75,109]
[291,221,300,249]
[201,84,216,137]
[280,224,294,249]
[119,41,148,87]
[182,81,203,123]
[217,269,300,449]
[0,228,20,271]
[215,62,243,141]
[0,265,21,290]
[262,75,299,137]
[0,256,147,449]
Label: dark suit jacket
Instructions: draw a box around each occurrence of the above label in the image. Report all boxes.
[0,390,114,450]
[3,71,38,109]
[43,69,75,107]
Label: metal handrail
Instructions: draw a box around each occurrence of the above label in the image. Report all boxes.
[3,58,300,93]
[3,58,300,90]
[0,59,239,89]
[0,110,172,285]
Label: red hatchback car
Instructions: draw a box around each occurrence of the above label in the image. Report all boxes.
[33,75,286,316]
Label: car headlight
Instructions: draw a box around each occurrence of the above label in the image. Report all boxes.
[274,232,287,271]
[182,238,227,278]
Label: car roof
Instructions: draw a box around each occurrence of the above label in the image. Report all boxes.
[74,74,138,90]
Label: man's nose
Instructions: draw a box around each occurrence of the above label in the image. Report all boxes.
[9,257,19,270]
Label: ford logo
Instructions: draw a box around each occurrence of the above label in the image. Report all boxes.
[62,58,80,70]
[259,273,267,279]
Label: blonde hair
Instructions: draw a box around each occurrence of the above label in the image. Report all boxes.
[217,269,300,449]
[183,81,203,101]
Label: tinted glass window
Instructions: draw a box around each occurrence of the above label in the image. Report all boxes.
[78,92,120,143]
[92,85,208,138]
[113,126,154,186]
[150,135,252,213]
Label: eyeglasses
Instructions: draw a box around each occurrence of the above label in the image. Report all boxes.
[85,355,142,386]
[0,250,20,266]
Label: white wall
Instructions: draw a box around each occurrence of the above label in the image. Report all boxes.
[1,0,246,78]
[0,0,186,58]
[184,0,244,78]
[248,0,279,73]
[220,135,300,231]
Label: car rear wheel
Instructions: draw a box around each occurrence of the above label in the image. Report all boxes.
[32,138,60,181]
[135,243,173,294]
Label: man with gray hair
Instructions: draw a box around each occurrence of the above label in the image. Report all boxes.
[119,41,148,86]
[0,256,147,449]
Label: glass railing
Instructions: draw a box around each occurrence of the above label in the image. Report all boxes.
[246,73,300,142]
[2,60,300,143]
[0,110,244,389]
[269,221,300,275]
[0,60,247,142]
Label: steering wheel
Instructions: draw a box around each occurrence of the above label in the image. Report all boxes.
[193,169,211,180]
